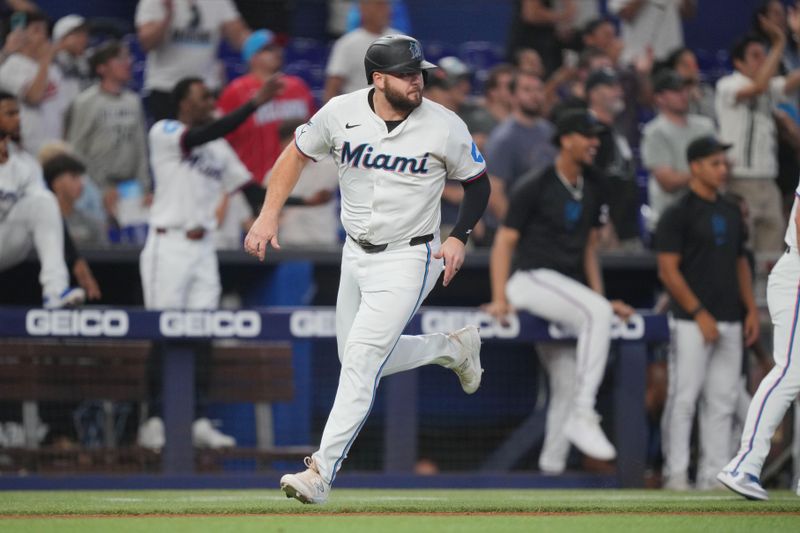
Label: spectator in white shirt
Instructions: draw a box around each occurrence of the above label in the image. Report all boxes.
[0,10,71,156]
[716,18,800,254]
[609,0,696,65]
[323,0,396,102]
[135,0,250,121]
[52,14,92,106]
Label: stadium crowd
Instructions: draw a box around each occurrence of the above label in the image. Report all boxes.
[1,0,798,492]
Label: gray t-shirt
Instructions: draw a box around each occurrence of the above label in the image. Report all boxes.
[65,208,107,247]
[485,117,558,190]
[65,84,151,191]
[641,113,716,232]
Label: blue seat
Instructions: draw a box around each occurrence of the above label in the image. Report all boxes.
[285,38,329,65]
[424,40,458,63]
[458,41,504,71]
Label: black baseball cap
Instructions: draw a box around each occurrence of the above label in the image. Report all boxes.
[686,135,732,162]
[653,69,690,93]
[552,109,604,146]
[585,68,619,93]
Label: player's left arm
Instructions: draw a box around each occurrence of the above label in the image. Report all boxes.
[435,173,491,287]
[737,256,760,347]
[436,120,491,286]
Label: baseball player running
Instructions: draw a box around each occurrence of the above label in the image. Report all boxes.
[484,109,634,471]
[717,174,800,500]
[0,92,84,308]
[655,136,759,491]
[244,35,490,504]
[140,75,280,309]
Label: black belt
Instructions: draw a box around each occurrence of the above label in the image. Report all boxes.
[156,227,207,240]
[349,233,434,253]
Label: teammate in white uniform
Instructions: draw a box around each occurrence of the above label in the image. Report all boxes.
[140,76,280,309]
[244,35,490,504]
[0,92,84,308]
[718,181,800,500]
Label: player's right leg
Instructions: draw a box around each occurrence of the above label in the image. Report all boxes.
[661,318,710,490]
[696,322,741,490]
[719,252,800,500]
[507,269,616,461]
[0,189,80,307]
[536,342,576,474]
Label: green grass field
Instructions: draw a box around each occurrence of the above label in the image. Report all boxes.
[1,489,798,532]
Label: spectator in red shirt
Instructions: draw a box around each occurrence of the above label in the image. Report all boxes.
[217,29,315,213]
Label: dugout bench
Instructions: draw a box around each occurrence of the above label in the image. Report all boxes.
[0,338,312,473]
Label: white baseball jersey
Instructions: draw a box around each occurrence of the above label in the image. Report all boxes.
[786,184,799,249]
[148,120,251,231]
[135,0,240,91]
[294,88,486,244]
[0,152,45,222]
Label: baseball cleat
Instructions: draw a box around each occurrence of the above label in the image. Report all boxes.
[136,417,165,451]
[563,409,616,461]
[280,456,330,504]
[43,287,86,309]
[192,418,236,449]
[446,325,483,394]
[716,470,768,501]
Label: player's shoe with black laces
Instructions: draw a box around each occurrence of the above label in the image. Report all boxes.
[446,325,483,394]
[43,287,86,309]
[563,408,616,461]
[280,456,330,504]
[716,470,768,501]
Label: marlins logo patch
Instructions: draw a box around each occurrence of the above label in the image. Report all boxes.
[471,142,484,163]
[409,40,422,60]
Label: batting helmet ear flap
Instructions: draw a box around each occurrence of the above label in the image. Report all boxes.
[364,34,438,85]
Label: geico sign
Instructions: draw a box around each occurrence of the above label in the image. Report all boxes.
[26,309,129,337]
[290,309,336,337]
[159,310,261,337]
[421,310,520,339]
[547,314,645,341]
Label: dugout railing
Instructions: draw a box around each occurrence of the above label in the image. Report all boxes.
[0,306,668,489]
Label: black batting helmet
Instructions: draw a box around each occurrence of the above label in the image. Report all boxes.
[364,34,438,84]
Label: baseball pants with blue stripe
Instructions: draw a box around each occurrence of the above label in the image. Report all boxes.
[312,237,459,485]
[725,250,800,477]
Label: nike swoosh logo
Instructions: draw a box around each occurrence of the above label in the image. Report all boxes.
[345,123,361,129]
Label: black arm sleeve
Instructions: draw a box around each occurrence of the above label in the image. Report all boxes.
[181,100,258,152]
[63,221,79,269]
[449,173,491,244]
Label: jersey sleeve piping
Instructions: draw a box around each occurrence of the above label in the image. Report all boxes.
[464,169,487,183]
[294,135,318,162]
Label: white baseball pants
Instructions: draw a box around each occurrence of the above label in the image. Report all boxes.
[313,237,469,485]
[725,250,800,478]
[506,269,614,414]
[535,342,577,471]
[139,229,221,309]
[661,318,742,488]
[0,189,70,300]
